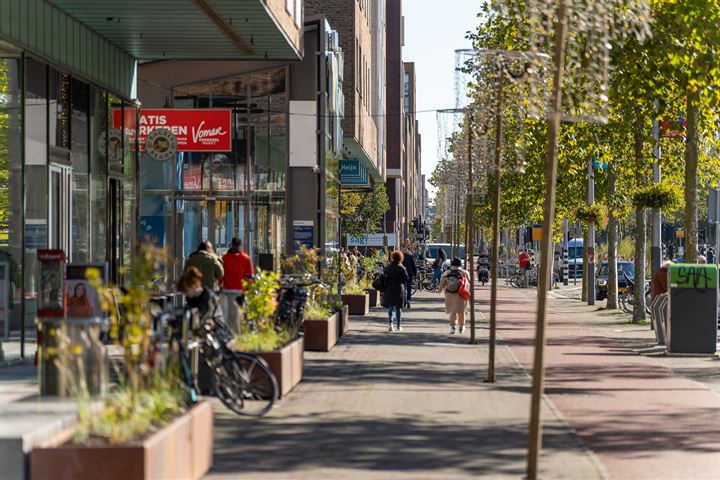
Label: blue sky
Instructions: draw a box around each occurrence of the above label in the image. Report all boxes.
[402,0,482,184]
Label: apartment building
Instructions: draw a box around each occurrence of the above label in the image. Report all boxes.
[306,0,386,185]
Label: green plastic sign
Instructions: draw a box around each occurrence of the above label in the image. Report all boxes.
[669,264,718,289]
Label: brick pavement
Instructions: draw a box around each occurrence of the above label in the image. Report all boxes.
[477,284,720,480]
[208,290,606,479]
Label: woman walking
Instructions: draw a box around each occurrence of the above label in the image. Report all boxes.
[432,248,447,291]
[439,257,470,334]
[381,250,409,332]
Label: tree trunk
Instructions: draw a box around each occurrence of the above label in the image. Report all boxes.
[633,120,647,323]
[607,166,618,310]
[684,90,700,263]
[581,226,588,302]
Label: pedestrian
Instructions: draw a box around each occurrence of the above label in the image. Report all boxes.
[708,248,715,264]
[221,237,255,332]
[432,248,447,290]
[183,240,224,291]
[439,257,470,334]
[381,250,409,332]
[518,249,531,288]
[402,244,418,308]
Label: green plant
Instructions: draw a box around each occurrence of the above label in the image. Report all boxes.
[618,237,635,260]
[632,182,681,210]
[343,283,367,295]
[574,203,608,227]
[280,245,319,277]
[235,328,294,353]
[303,298,331,321]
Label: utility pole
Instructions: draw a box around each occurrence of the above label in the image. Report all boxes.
[467,114,477,345]
[587,157,596,306]
[487,65,505,383]
[562,219,569,286]
[651,99,662,272]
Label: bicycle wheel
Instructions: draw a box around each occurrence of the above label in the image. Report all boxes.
[422,276,435,291]
[411,278,419,296]
[619,293,633,313]
[212,352,278,417]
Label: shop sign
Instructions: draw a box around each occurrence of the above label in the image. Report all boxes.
[113,109,232,152]
[145,128,178,162]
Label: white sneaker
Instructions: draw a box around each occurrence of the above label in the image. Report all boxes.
[450,327,456,334]
[388,325,394,332]
[459,326,466,334]
[397,326,403,331]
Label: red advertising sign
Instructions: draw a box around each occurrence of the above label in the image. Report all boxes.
[113,109,232,152]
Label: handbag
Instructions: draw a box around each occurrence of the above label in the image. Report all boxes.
[372,270,388,292]
[458,275,471,301]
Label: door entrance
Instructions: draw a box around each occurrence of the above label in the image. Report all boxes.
[48,164,72,254]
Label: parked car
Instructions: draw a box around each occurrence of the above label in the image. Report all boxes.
[423,243,466,268]
[595,261,635,300]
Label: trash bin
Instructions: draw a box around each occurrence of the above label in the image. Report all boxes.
[38,318,108,396]
[667,264,718,354]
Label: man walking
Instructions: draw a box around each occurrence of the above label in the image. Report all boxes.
[184,240,224,291]
[402,244,418,308]
[221,237,255,332]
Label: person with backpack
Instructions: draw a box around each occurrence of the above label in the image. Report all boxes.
[432,248,447,291]
[380,250,409,332]
[439,257,470,334]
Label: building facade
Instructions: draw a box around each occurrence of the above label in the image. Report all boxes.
[0,0,303,351]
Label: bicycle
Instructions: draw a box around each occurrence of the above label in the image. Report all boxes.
[153,301,279,417]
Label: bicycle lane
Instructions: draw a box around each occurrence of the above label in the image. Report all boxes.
[477,284,720,480]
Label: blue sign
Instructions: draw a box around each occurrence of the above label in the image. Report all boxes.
[140,216,165,247]
[340,159,370,187]
[292,222,314,251]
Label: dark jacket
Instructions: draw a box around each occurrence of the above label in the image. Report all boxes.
[381,262,409,308]
[183,250,224,290]
[402,251,418,278]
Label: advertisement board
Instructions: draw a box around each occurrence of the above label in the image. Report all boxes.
[65,264,107,319]
[113,109,232,152]
[37,249,66,317]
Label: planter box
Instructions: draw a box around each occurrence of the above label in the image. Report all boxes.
[342,293,369,316]
[303,313,339,352]
[365,289,380,307]
[30,401,213,480]
[256,337,304,398]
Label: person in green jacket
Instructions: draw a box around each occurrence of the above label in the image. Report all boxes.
[183,241,224,291]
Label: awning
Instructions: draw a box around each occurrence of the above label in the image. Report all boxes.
[47,0,303,60]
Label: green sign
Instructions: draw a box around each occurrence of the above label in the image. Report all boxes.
[669,264,718,289]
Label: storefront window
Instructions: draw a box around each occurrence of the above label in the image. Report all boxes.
[0,56,24,329]
[71,78,90,262]
[90,88,107,263]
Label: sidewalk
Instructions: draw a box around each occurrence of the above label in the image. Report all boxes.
[477,284,720,480]
[208,290,606,479]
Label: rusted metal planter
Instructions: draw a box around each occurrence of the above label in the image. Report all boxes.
[303,312,339,352]
[30,401,213,480]
[342,293,369,316]
[255,336,304,398]
[365,288,380,307]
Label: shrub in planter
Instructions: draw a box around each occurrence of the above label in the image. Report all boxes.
[235,270,303,396]
[36,244,213,480]
[342,281,369,315]
[302,300,338,352]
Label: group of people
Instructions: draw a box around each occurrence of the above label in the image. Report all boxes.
[176,237,255,331]
[379,245,470,335]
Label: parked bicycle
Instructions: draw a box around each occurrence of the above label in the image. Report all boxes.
[619,273,652,315]
[151,302,279,417]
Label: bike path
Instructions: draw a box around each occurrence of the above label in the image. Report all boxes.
[477,284,720,480]
[208,290,605,479]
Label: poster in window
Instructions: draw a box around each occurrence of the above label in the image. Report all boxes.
[66,264,107,319]
[37,249,66,317]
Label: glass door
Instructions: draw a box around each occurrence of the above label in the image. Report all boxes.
[48,164,72,255]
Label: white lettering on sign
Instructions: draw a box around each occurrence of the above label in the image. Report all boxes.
[192,120,227,144]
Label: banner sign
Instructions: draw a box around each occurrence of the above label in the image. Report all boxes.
[340,159,370,187]
[113,109,232,152]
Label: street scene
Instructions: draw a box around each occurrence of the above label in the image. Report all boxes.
[1,0,719,479]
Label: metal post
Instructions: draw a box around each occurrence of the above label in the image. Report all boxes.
[467,114,477,345]
[527,1,568,477]
[651,99,662,273]
[488,64,504,383]
[563,219,569,286]
[587,158,595,306]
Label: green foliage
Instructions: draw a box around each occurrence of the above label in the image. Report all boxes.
[303,299,331,321]
[240,270,280,329]
[573,203,608,227]
[280,245,319,277]
[632,182,681,209]
[618,237,635,260]
[343,283,367,295]
[341,184,391,238]
[235,328,295,353]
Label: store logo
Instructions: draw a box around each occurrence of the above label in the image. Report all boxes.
[145,128,178,162]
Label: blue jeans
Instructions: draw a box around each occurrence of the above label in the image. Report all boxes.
[432,267,442,288]
[405,277,413,304]
[388,306,402,328]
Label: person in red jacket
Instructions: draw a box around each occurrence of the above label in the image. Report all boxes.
[222,237,255,291]
[221,237,254,332]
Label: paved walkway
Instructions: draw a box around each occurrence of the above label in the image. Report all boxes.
[208,290,606,479]
[477,284,720,480]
